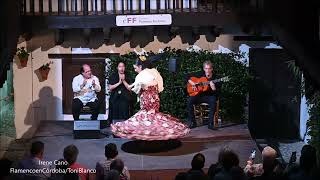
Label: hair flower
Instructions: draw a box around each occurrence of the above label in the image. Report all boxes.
[139,55,147,61]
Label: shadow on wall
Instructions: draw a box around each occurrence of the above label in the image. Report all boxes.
[22,86,62,139]
[2,86,62,161]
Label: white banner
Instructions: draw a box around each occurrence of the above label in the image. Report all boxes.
[116,14,172,26]
[74,121,100,130]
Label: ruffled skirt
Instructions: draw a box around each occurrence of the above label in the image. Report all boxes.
[111,86,190,140]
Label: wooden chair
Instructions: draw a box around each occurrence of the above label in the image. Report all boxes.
[79,105,92,120]
[193,99,220,127]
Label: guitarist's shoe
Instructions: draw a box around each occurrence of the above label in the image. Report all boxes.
[188,122,197,129]
[208,125,218,130]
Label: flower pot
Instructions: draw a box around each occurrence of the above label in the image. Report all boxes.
[39,68,50,80]
[19,56,28,67]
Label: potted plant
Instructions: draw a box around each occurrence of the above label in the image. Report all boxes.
[39,61,53,80]
[16,47,29,67]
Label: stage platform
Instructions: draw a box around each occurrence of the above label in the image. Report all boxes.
[31,121,261,170]
[2,121,261,179]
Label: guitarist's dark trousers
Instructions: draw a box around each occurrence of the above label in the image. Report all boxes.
[187,95,217,127]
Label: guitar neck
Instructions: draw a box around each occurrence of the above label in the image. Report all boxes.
[201,79,221,85]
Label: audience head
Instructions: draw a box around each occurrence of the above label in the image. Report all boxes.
[218,147,240,171]
[117,62,126,74]
[300,144,317,172]
[262,146,277,160]
[63,144,79,165]
[191,153,205,170]
[30,141,44,158]
[110,159,124,174]
[56,158,69,171]
[105,143,118,159]
[261,146,278,173]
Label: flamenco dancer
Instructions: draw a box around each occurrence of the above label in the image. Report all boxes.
[111,56,190,140]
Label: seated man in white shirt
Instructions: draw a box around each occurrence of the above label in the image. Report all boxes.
[72,64,101,120]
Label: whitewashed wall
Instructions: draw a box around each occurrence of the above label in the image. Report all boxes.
[13,31,276,139]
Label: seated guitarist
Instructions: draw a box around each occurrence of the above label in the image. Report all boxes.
[186,61,221,130]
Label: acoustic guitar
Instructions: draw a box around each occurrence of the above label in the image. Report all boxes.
[187,76,230,96]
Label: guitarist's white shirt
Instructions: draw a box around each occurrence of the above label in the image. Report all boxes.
[130,68,164,94]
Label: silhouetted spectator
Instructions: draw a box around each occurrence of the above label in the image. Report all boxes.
[218,148,240,171]
[104,170,120,180]
[0,158,13,180]
[96,143,130,180]
[208,162,222,180]
[187,170,209,180]
[110,159,129,180]
[191,153,206,171]
[187,153,208,179]
[63,172,80,180]
[287,145,320,180]
[230,166,247,180]
[52,158,78,180]
[63,144,88,180]
[208,147,240,180]
[175,172,188,180]
[245,146,283,180]
[15,141,51,180]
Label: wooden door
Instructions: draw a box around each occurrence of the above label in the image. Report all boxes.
[249,48,301,139]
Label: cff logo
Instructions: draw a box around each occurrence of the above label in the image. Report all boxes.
[116,14,172,26]
[123,17,137,24]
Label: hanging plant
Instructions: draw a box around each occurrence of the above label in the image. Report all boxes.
[38,61,53,80]
[16,47,29,67]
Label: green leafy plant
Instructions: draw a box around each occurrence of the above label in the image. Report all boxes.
[16,47,29,59]
[107,47,250,123]
[40,61,53,70]
[306,92,320,165]
[288,60,320,164]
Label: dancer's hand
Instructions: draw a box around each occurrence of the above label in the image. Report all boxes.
[128,83,134,89]
[131,82,142,94]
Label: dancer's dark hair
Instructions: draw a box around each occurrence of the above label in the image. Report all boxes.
[134,56,152,69]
